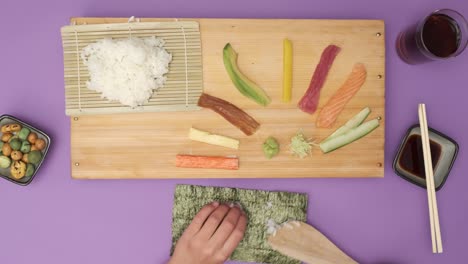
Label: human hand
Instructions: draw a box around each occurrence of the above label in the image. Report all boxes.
[169,202,248,264]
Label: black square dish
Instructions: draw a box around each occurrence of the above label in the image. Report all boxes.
[393,125,458,191]
[0,115,51,186]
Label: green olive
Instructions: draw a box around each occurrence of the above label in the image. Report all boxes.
[9,138,22,151]
[18,128,31,141]
[20,141,31,153]
[0,156,11,169]
[28,150,43,165]
[25,163,35,177]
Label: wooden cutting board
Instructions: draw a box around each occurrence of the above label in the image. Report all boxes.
[70,17,385,179]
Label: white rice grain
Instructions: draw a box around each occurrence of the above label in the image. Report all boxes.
[81,37,172,107]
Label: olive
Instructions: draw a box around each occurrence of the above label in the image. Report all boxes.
[18,128,31,141]
[10,138,22,151]
[28,150,43,165]
[25,163,35,177]
[20,141,31,153]
[0,156,11,169]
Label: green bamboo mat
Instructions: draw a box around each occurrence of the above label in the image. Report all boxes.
[172,184,308,264]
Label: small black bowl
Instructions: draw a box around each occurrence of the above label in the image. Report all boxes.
[0,115,51,186]
[393,124,458,191]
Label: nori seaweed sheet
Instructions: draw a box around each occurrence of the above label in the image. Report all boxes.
[172,184,308,264]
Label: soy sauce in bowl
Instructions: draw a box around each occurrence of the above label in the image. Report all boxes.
[398,134,442,179]
[393,125,459,191]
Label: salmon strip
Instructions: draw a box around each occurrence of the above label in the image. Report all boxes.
[316,63,367,128]
[175,155,239,170]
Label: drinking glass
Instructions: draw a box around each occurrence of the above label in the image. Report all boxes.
[396,9,468,64]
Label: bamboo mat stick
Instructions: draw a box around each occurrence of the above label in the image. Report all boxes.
[418,103,443,253]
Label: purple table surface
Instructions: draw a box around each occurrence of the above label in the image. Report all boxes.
[1,0,467,263]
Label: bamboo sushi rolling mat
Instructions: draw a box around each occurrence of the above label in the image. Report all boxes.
[61,20,202,115]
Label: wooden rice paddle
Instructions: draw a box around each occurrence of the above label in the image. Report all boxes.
[267,221,357,264]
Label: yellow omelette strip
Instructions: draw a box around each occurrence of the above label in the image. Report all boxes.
[189,127,239,149]
[282,38,293,102]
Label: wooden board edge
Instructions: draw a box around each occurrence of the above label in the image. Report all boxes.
[70,173,385,179]
[68,17,386,179]
[69,17,386,23]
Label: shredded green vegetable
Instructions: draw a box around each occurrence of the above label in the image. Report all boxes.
[289,133,313,158]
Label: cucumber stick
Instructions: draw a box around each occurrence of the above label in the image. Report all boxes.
[223,43,271,106]
[320,118,379,153]
[323,107,371,142]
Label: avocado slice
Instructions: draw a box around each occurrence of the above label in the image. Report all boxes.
[223,43,271,106]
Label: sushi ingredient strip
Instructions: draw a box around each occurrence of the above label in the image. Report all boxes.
[316,63,367,128]
[198,93,260,136]
[298,45,341,114]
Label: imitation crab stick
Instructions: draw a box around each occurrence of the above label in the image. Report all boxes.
[316,63,367,128]
[282,38,293,102]
[175,155,239,170]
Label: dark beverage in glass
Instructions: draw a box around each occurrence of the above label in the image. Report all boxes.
[396,9,467,64]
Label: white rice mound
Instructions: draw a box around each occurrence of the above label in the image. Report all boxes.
[81,37,172,107]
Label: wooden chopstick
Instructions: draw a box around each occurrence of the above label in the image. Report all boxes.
[418,104,443,253]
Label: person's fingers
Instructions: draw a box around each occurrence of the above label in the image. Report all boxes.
[180,201,219,240]
[220,212,247,258]
[209,205,242,248]
[196,204,230,240]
